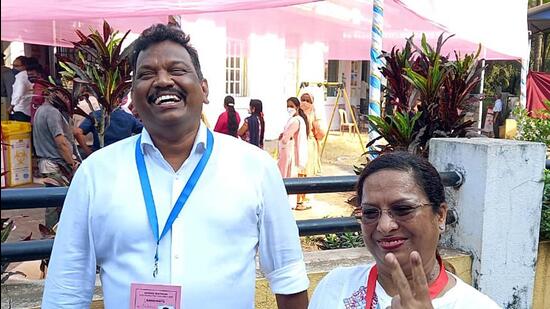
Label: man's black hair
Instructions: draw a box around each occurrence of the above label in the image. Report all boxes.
[130,24,203,80]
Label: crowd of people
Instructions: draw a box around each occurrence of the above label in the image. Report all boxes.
[213,92,326,210]
[1,54,144,226]
[2,23,502,309]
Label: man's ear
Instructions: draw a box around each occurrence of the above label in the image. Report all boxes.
[201,79,209,104]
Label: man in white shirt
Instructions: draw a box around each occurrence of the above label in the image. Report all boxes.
[42,24,309,308]
[9,56,34,122]
[492,94,503,138]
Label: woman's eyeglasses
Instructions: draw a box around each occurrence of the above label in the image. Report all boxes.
[361,203,432,224]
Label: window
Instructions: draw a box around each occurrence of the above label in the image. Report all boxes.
[225,40,247,97]
[326,60,339,97]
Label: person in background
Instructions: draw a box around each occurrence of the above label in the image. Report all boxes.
[43,23,308,308]
[9,56,34,122]
[27,62,47,123]
[297,93,324,207]
[1,53,15,120]
[74,105,143,157]
[214,95,240,137]
[72,92,100,158]
[33,92,80,228]
[309,152,500,309]
[492,93,503,138]
[277,97,309,210]
[238,98,265,148]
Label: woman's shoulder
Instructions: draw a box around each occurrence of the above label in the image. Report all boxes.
[317,264,373,289]
[436,274,502,308]
[309,264,373,309]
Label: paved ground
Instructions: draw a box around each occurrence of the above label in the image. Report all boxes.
[264,131,368,220]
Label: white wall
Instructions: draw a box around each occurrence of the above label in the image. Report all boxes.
[298,42,327,129]
[4,42,24,67]
[247,33,287,140]
[181,19,227,129]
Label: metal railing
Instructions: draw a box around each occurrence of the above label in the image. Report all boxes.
[1,172,463,263]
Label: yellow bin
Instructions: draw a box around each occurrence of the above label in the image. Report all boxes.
[1,121,33,187]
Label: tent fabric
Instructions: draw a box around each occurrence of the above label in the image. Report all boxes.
[397,0,528,60]
[526,71,550,117]
[1,0,527,60]
[528,3,550,35]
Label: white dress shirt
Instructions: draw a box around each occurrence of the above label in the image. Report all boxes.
[43,123,309,308]
[10,70,33,116]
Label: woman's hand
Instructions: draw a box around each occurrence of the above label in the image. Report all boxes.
[385,252,434,309]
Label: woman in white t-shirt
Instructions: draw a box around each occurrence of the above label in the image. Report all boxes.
[309,152,501,309]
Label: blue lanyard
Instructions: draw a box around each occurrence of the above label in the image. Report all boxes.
[135,129,214,277]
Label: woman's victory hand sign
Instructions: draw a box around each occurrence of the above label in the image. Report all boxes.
[385,252,434,309]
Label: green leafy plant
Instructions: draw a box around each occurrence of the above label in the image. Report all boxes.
[380,40,414,113]
[1,218,31,283]
[317,232,364,250]
[54,20,133,148]
[366,111,424,155]
[513,100,550,146]
[366,33,483,158]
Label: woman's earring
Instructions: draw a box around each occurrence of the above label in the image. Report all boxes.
[439,225,445,232]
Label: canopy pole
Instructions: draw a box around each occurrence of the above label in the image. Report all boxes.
[368,0,384,154]
[478,47,487,131]
[520,35,531,109]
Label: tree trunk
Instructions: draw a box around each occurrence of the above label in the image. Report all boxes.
[542,32,549,72]
[533,32,543,71]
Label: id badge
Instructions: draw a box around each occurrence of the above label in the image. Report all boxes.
[129,283,181,309]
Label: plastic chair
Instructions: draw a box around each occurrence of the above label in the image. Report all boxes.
[338,109,355,135]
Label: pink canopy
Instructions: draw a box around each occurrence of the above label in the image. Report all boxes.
[1,0,525,60]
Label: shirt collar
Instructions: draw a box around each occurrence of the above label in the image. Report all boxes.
[139,121,208,155]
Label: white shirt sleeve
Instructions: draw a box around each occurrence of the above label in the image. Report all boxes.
[257,153,309,294]
[10,72,27,107]
[309,268,345,309]
[493,99,503,112]
[42,163,97,308]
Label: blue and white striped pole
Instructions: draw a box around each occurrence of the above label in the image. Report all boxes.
[368,0,384,155]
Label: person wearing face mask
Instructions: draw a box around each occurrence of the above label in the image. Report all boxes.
[9,56,34,122]
[277,97,309,209]
[27,62,47,123]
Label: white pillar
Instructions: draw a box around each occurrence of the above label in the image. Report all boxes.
[429,138,546,308]
[248,33,286,140]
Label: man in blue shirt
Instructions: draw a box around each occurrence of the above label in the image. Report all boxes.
[74,107,143,156]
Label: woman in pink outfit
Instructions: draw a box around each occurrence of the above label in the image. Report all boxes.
[278,97,309,209]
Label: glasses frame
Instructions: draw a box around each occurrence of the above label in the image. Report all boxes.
[361,202,433,225]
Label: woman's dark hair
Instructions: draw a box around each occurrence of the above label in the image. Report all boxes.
[356,152,446,213]
[131,24,203,80]
[224,95,238,137]
[249,99,265,148]
[287,97,309,135]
